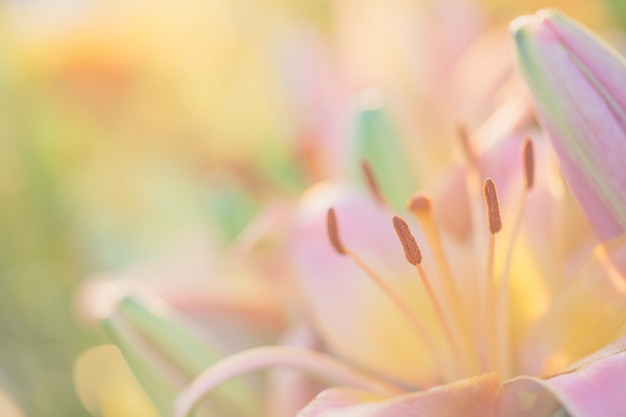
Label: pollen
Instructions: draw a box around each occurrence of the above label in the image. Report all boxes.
[407,193,432,214]
[361,160,385,205]
[392,216,422,265]
[483,178,502,234]
[327,208,347,255]
[523,138,535,190]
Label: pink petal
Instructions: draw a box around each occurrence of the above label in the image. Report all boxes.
[297,388,383,417]
[289,183,443,386]
[512,10,626,238]
[500,348,626,417]
[520,235,626,376]
[546,350,626,417]
[538,9,626,117]
[564,335,626,368]
[316,373,500,417]
[77,231,285,334]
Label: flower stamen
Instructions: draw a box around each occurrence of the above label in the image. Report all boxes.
[407,193,480,375]
[326,208,442,367]
[483,179,502,235]
[392,215,465,378]
[497,138,535,378]
[457,124,489,266]
[327,208,347,255]
[458,123,488,237]
[483,178,502,372]
[524,138,535,190]
[361,160,386,206]
[391,216,422,265]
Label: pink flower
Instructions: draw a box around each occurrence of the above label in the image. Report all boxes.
[87,8,626,417]
[174,129,626,416]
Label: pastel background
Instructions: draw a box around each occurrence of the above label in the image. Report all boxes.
[0,1,620,416]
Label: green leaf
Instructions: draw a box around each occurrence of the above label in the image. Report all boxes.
[104,296,260,417]
[352,100,417,211]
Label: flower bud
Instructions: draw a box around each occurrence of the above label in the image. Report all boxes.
[512,9,626,238]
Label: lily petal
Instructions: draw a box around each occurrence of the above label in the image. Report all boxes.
[548,350,626,417]
[315,373,500,417]
[520,234,626,376]
[501,347,626,417]
[289,182,444,385]
[297,388,384,417]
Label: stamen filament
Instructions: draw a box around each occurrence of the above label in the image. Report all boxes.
[496,194,524,377]
[327,208,444,371]
[497,138,534,378]
[408,196,454,287]
[346,249,442,365]
[483,178,502,371]
[408,194,480,374]
[458,124,490,366]
[485,232,498,371]
[414,263,463,368]
[392,216,465,378]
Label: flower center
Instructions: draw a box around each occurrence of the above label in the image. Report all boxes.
[327,135,536,383]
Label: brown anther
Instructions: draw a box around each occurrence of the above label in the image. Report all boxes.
[457,122,478,166]
[523,138,535,190]
[483,179,502,234]
[327,208,346,255]
[361,160,385,205]
[392,216,422,265]
[407,192,432,213]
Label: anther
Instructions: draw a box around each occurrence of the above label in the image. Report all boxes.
[483,179,502,234]
[523,138,534,190]
[407,193,432,214]
[457,122,478,167]
[392,216,422,265]
[327,208,347,255]
[326,209,444,370]
[361,160,385,205]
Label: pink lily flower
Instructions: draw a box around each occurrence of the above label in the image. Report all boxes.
[512,9,626,239]
[82,8,626,417]
[174,124,626,416]
[171,13,626,408]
